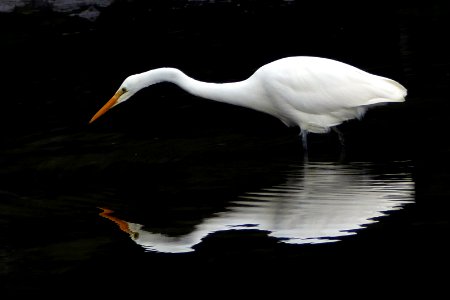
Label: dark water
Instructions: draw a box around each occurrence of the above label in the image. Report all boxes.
[99,161,415,253]
[1,1,449,296]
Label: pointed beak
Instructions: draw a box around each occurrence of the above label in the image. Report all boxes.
[89,90,123,124]
[98,207,135,236]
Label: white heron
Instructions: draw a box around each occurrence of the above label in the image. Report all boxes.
[89,56,406,150]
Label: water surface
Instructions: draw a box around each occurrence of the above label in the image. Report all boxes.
[98,161,415,253]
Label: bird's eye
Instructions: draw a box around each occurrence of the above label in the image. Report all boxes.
[121,87,128,93]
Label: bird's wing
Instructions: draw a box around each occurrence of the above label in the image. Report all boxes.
[260,57,406,115]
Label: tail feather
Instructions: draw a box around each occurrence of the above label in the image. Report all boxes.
[366,76,407,105]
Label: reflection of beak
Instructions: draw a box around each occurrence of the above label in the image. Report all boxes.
[98,207,135,236]
[89,90,123,124]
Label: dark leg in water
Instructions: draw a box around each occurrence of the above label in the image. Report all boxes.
[332,127,346,161]
[332,127,345,147]
[300,130,308,157]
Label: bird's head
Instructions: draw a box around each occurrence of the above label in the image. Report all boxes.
[89,75,140,124]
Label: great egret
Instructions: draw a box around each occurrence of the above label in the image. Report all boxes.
[89,56,406,149]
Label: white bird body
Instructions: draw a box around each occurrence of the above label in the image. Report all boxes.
[90,56,406,148]
[253,57,406,132]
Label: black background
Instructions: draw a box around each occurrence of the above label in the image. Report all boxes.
[1,0,449,296]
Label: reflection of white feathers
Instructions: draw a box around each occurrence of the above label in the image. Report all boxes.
[111,162,414,253]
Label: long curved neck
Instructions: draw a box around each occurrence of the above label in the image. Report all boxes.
[135,68,260,109]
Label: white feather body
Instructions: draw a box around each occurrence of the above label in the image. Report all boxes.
[120,56,407,134]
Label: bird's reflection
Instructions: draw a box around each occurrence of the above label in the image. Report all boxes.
[99,161,415,253]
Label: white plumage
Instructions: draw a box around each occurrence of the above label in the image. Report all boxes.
[90,56,406,149]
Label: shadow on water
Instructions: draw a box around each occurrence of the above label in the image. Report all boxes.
[97,160,415,253]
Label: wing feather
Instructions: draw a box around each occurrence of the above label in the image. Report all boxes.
[258,57,406,115]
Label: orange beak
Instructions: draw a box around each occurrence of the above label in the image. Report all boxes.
[89,90,123,124]
[98,207,135,236]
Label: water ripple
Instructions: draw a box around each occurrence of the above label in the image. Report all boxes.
[100,161,415,253]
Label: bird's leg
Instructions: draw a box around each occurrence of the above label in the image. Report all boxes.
[300,130,308,152]
[332,127,345,147]
[332,127,346,162]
